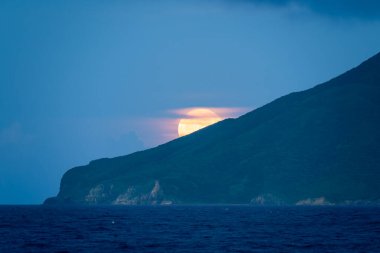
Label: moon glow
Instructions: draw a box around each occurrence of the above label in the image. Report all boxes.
[178,108,222,137]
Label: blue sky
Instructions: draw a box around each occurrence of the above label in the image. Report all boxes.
[1,0,380,204]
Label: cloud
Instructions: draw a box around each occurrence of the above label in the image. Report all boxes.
[222,0,380,20]
[169,107,250,119]
[135,107,251,146]
[109,131,145,156]
[0,123,33,146]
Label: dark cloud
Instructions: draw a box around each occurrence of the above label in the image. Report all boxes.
[226,0,380,20]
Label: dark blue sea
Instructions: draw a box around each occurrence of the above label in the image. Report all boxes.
[1,205,380,252]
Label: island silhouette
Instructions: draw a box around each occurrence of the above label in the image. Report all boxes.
[45,52,380,205]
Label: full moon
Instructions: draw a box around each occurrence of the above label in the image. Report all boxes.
[178,108,222,137]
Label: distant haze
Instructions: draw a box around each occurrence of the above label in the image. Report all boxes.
[1,0,380,204]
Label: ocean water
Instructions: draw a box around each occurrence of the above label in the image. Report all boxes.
[0,205,379,252]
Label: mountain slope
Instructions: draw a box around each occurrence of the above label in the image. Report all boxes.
[45,52,380,205]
